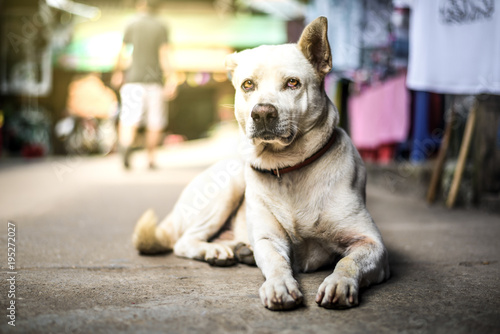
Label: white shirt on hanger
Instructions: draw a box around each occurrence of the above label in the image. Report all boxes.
[406,0,500,94]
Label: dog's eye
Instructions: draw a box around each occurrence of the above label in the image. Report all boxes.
[287,78,300,89]
[242,80,255,91]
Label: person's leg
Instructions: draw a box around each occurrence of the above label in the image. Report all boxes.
[145,84,166,169]
[146,129,161,168]
[119,123,138,169]
[119,123,138,147]
[119,83,145,169]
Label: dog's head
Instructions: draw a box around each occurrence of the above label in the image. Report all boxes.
[225,17,335,151]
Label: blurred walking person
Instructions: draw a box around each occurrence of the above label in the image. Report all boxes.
[112,0,176,169]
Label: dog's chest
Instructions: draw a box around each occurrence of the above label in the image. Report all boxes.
[265,173,340,241]
[272,191,340,272]
[251,161,350,271]
[272,193,341,272]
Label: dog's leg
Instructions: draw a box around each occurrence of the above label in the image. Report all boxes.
[316,222,389,309]
[173,200,254,266]
[171,200,241,266]
[256,240,303,310]
[148,159,248,266]
[174,237,237,266]
[170,200,243,266]
[210,200,255,266]
[247,204,303,310]
[232,200,255,265]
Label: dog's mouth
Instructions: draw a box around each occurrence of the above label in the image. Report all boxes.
[251,130,296,146]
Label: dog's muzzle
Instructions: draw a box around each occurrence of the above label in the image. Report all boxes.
[249,103,295,145]
[251,103,278,130]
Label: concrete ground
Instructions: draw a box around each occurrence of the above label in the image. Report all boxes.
[1,127,499,334]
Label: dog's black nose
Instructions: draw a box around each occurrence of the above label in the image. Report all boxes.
[251,104,278,128]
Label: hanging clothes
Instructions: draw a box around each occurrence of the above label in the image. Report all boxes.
[348,73,410,150]
[406,0,500,94]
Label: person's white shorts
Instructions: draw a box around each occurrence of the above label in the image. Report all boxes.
[119,83,166,130]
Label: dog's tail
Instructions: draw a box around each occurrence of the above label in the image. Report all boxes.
[132,209,171,254]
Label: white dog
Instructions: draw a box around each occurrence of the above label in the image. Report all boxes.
[133,16,390,311]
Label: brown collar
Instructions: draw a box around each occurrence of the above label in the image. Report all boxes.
[251,129,337,178]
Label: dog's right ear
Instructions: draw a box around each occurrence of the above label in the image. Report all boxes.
[298,16,332,77]
[225,52,238,81]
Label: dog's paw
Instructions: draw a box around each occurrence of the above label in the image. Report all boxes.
[205,243,235,267]
[234,242,256,266]
[259,277,303,311]
[315,274,359,309]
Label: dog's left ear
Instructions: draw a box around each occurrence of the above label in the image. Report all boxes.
[297,16,332,77]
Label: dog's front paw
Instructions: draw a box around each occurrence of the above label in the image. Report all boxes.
[205,243,235,267]
[315,274,359,309]
[259,277,303,311]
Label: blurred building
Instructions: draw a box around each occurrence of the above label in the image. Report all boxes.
[0,0,299,155]
[2,0,498,209]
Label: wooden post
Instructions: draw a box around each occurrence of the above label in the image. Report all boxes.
[446,100,477,208]
[427,99,455,204]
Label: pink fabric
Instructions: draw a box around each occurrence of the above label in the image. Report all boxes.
[348,74,410,149]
